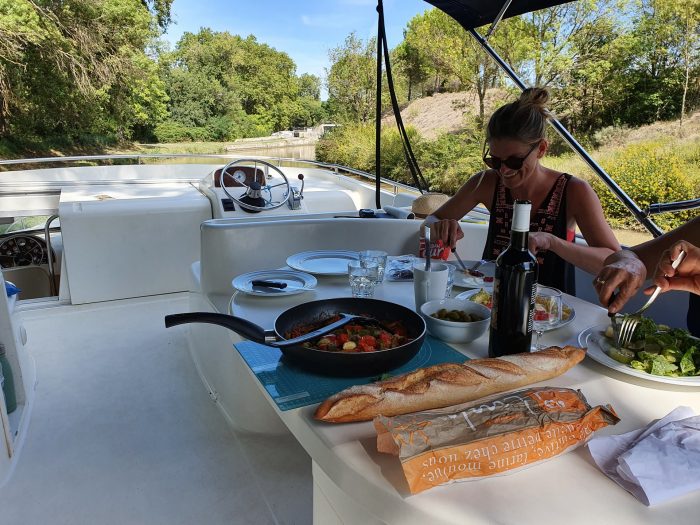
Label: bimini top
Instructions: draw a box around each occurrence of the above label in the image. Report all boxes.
[423,0,576,30]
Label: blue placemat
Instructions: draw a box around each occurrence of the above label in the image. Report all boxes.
[233,336,468,411]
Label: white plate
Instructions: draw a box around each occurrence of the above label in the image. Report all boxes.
[578,323,700,387]
[232,270,317,296]
[455,289,576,331]
[448,260,495,289]
[286,250,359,276]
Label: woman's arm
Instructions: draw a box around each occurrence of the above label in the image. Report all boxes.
[529,178,620,275]
[631,216,700,270]
[594,217,700,312]
[422,171,494,248]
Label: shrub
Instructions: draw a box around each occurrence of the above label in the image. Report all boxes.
[154,121,192,143]
[317,124,487,195]
[416,131,483,194]
[590,143,697,231]
[317,122,414,178]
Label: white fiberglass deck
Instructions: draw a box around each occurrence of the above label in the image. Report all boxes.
[0,294,311,525]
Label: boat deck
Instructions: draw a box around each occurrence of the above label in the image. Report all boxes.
[0,294,312,525]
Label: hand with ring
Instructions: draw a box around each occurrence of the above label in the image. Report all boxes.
[594,250,647,314]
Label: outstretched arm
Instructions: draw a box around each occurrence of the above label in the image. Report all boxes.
[595,216,700,312]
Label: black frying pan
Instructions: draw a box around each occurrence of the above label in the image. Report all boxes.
[164,298,426,376]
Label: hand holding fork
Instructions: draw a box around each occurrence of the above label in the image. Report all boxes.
[614,249,686,348]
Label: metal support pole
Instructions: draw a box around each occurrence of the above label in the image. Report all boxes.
[467,28,663,238]
[647,199,700,215]
[375,0,384,209]
[485,0,514,40]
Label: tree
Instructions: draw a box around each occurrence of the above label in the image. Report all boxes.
[402,9,529,124]
[0,0,170,141]
[326,32,377,122]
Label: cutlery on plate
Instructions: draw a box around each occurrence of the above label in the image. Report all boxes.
[451,248,470,273]
[615,249,686,348]
[251,280,288,289]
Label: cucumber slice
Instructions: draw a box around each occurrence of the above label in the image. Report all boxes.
[609,347,636,365]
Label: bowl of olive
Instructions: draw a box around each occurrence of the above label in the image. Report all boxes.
[419,298,491,344]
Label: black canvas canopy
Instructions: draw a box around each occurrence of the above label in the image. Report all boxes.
[422,0,577,30]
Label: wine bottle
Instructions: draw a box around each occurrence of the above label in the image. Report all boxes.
[488,200,538,357]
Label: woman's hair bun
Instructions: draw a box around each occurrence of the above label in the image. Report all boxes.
[519,87,549,109]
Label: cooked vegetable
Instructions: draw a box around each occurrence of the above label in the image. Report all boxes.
[288,315,411,353]
[470,289,493,309]
[605,317,699,378]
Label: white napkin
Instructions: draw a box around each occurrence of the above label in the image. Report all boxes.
[587,406,700,506]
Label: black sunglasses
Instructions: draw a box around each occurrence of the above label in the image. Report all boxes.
[483,141,540,170]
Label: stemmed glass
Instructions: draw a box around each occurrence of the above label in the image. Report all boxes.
[532,285,562,351]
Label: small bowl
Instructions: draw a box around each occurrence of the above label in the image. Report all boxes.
[419,298,491,344]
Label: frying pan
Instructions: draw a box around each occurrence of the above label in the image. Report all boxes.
[164,298,426,376]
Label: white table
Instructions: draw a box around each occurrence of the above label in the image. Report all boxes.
[227,276,700,525]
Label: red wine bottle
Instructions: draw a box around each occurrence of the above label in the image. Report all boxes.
[488,200,538,357]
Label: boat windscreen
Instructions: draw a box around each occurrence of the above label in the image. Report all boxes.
[423,0,577,30]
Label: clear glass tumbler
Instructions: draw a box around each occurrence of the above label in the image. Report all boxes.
[444,264,456,298]
[348,260,378,298]
[359,250,388,283]
[532,285,562,351]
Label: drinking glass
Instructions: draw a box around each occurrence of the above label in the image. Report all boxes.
[444,264,456,298]
[532,285,562,351]
[348,260,378,298]
[359,250,388,283]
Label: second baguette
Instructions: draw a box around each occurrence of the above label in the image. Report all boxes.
[314,346,585,423]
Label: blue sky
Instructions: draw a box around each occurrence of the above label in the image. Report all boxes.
[164,0,431,98]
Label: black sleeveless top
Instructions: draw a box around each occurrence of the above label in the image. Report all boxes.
[482,173,576,295]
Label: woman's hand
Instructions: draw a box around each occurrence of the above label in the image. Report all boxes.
[646,241,700,295]
[528,231,554,256]
[429,219,463,249]
[593,250,647,314]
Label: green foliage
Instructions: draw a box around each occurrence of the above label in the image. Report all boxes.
[415,131,484,194]
[0,0,168,142]
[590,143,697,231]
[153,120,198,142]
[326,33,377,122]
[316,123,485,195]
[158,29,325,141]
[316,123,376,173]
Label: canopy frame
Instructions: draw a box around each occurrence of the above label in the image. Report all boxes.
[374,0,700,236]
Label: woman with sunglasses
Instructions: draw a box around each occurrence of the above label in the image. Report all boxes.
[423,87,620,295]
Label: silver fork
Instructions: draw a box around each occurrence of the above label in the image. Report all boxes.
[616,249,686,347]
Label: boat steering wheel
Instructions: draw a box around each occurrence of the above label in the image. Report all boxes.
[218,159,291,213]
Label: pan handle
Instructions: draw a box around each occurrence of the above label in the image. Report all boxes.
[165,312,364,348]
[164,312,266,343]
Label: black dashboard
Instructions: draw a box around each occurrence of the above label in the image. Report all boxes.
[0,234,52,268]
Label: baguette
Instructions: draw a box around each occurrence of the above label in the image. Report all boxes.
[314,345,586,423]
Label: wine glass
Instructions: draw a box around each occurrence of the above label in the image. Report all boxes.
[532,285,562,351]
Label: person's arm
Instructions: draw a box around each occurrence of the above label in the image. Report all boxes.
[595,216,700,312]
[421,171,493,249]
[528,178,620,275]
[630,216,700,270]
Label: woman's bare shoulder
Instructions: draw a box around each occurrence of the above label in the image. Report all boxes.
[565,175,596,197]
[463,169,498,196]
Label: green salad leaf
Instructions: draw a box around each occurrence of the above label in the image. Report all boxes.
[606,317,699,378]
